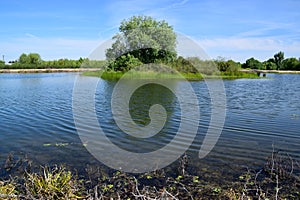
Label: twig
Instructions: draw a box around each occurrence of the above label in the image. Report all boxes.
[271,144,275,174]
[161,188,179,200]
[132,176,146,200]
[175,180,194,200]
[287,153,294,176]
[94,185,98,200]
[275,175,280,200]
[254,169,263,198]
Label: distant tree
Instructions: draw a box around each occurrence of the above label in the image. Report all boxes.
[19,53,29,64]
[28,53,41,65]
[106,15,177,71]
[242,57,263,69]
[226,60,241,72]
[215,58,241,72]
[282,57,299,70]
[0,60,5,68]
[274,51,284,70]
[18,53,41,65]
[263,59,277,70]
[215,57,228,72]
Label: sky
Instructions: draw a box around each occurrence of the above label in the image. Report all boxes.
[0,0,299,63]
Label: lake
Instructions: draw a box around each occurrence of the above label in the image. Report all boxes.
[0,73,299,181]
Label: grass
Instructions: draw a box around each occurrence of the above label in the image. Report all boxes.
[83,70,203,80]
[24,166,84,199]
[83,70,260,80]
[219,71,261,79]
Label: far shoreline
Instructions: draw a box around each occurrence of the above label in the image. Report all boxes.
[1,68,300,75]
[0,68,101,73]
[240,69,300,74]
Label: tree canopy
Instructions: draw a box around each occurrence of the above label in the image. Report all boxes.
[19,53,41,65]
[242,57,263,69]
[239,51,300,71]
[106,15,177,71]
[274,51,284,70]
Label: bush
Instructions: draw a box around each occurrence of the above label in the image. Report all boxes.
[107,53,143,71]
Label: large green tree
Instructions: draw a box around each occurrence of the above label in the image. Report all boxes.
[106,16,177,71]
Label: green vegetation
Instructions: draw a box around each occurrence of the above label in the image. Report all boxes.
[242,57,263,69]
[1,53,106,69]
[83,70,204,80]
[0,60,5,68]
[83,69,259,81]
[1,149,299,199]
[242,51,300,71]
[24,166,83,199]
[106,15,177,72]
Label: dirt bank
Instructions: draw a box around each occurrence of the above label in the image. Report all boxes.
[0,68,101,73]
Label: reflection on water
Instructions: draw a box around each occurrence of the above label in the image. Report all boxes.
[98,82,180,153]
[0,73,299,179]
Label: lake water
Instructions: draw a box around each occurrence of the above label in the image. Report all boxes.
[0,73,299,180]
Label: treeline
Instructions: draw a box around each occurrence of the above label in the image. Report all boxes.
[242,51,300,70]
[167,51,300,74]
[0,53,106,69]
[1,51,299,72]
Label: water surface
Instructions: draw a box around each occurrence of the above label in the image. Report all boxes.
[0,73,299,179]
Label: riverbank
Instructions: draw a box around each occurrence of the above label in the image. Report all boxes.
[1,151,299,199]
[0,68,101,73]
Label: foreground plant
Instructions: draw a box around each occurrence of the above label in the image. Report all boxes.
[24,166,84,199]
[0,149,299,199]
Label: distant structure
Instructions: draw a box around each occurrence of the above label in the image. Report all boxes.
[2,55,4,63]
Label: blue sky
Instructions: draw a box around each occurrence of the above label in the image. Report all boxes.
[1,0,299,62]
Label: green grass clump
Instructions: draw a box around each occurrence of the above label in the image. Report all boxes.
[25,166,83,199]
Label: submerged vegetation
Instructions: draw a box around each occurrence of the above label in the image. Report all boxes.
[0,149,299,199]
